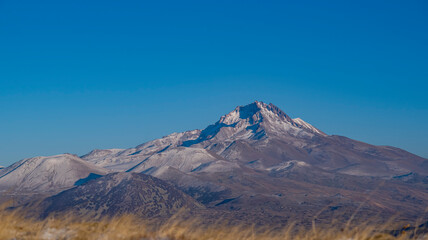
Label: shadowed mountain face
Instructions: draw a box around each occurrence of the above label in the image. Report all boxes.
[2,101,428,224]
[34,172,203,219]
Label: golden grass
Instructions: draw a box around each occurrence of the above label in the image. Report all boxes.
[0,207,425,240]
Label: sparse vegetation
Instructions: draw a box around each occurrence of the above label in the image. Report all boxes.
[0,206,426,240]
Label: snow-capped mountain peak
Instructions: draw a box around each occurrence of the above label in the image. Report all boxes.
[181,101,318,148]
[219,101,296,126]
[219,101,262,125]
[292,118,327,136]
[222,101,327,136]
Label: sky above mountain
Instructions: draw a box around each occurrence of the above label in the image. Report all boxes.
[1,0,427,165]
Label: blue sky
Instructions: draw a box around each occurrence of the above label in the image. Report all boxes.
[1,0,427,166]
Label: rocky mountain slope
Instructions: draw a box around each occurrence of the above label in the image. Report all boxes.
[31,172,203,219]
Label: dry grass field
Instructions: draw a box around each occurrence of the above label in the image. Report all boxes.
[1,206,426,240]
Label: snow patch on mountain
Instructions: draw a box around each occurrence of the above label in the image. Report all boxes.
[267,160,310,172]
[128,147,237,173]
[293,118,327,136]
[82,130,202,171]
[81,148,137,170]
[81,149,125,160]
[148,165,227,193]
[136,130,201,151]
[0,154,108,193]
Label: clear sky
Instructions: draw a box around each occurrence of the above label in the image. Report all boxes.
[1,0,427,166]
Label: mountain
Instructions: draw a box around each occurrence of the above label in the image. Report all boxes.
[32,172,203,219]
[84,101,427,177]
[2,101,428,224]
[179,101,426,177]
[80,101,428,223]
[0,154,108,194]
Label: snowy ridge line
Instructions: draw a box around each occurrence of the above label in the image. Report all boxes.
[0,159,28,179]
[292,117,327,136]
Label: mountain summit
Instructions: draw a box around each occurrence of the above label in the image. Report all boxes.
[216,101,325,135]
[183,101,324,148]
[219,101,296,126]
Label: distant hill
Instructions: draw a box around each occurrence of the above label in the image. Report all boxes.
[31,172,203,219]
[0,154,108,194]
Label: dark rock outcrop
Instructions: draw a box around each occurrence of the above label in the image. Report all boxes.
[35,172,203,219]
